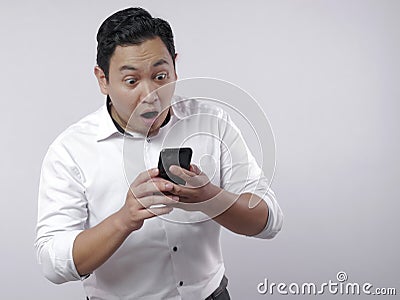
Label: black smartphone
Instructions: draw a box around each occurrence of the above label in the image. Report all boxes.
[158,147,193,185]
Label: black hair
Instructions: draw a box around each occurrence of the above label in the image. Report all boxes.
[96,7,176,80]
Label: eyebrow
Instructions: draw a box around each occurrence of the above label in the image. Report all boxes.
[119,59,169,72]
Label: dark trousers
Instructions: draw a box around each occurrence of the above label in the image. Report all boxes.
[205,275,231,300]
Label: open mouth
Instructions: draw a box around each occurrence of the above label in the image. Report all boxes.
[140,111,159,119]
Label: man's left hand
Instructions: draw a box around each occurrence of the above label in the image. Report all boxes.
[151,164,222,211]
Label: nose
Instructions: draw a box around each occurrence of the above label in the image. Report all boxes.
[140,80,158,104]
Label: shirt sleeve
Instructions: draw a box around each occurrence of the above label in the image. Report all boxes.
[34,142,88,284]
[219,112,283,239]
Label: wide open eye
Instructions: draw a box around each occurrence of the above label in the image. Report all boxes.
[125,78,137,85]
[154,72,168,81]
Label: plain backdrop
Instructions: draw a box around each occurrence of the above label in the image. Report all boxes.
[1,0,399,299]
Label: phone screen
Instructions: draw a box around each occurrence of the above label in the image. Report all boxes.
[158,147,192,185]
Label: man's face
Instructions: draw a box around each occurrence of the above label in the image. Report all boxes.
[95,37,177,136]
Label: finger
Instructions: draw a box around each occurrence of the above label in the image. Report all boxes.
[169,165,196,181]
[148,177,191,196]
[131,168,159,187]
[147,177,171,184]
[137,194,179,209]
[190,164,202,175]
[138,206,174,219]
[133,180,174,198]
[146,177,176,196]
[169,183,187,197]
[170,165,208,189]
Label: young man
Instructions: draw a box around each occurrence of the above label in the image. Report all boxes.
[35,7,283,299]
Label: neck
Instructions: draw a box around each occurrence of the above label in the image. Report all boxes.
[110,104,128,130]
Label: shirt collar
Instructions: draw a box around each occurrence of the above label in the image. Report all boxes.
[96,102,122,142]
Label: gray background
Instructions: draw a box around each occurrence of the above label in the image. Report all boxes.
[1,0,399,299]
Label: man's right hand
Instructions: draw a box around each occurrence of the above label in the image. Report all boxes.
[73,168,178,276]
[116,168,179,233]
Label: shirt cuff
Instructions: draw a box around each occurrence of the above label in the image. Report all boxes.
[40,230,84,283]
[250,190,283,239]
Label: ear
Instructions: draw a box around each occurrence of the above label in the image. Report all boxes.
[94,66,109,95]
[173,53,178,79]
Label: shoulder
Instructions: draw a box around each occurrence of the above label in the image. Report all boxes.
[48,106,104,153]
[171,95,227,120]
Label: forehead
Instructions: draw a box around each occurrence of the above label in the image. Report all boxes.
[109,37,172,70]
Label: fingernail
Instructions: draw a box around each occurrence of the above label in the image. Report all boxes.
[172,196,179,201]
[153,168,159,175]
[165,183,173,188]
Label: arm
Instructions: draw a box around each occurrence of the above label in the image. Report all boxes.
[71,210,130,276]
[166,165,274,237]
[214,111,283,238]
[35,145,88,283]
[165,110,283,238]
[35,145,178,282]
[199,186,269,236]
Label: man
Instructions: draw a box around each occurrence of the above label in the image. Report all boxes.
[35,7,283,300]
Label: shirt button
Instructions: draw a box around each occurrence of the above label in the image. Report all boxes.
[179,281,184,286]
[173,246,178,252]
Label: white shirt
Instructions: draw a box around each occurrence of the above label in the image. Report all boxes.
[35,96,283,300]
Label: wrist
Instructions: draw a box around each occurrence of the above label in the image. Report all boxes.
[112,209,134,236]
[203,182,222,201]
[198,184,228,215]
